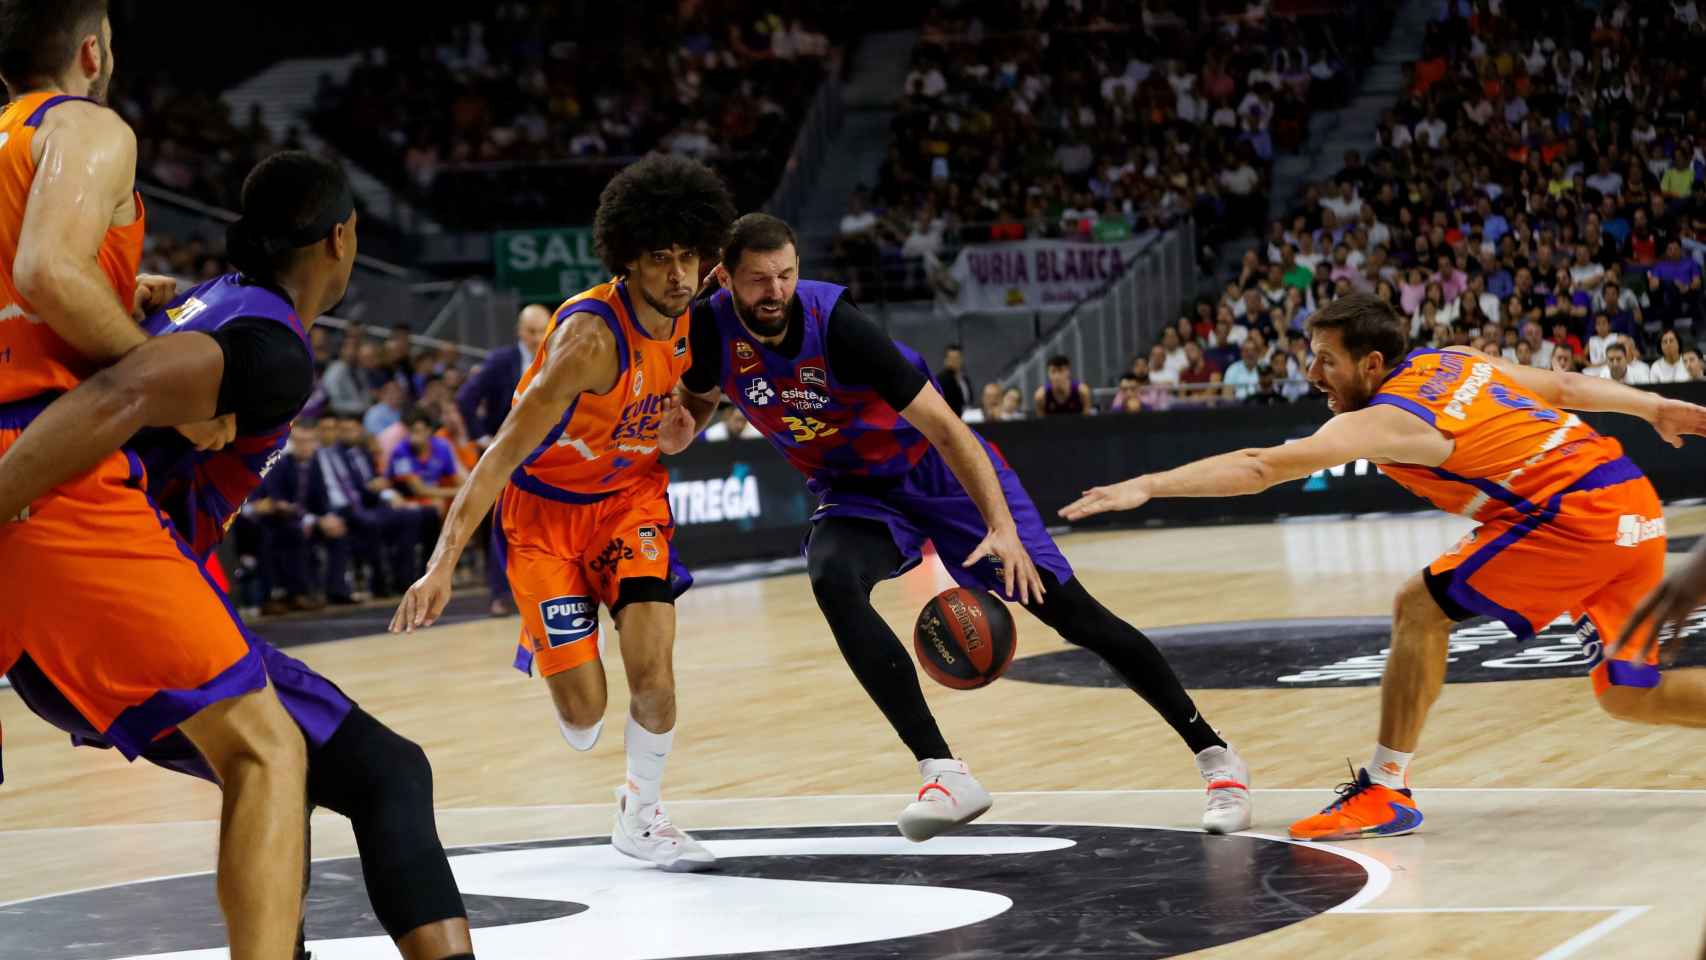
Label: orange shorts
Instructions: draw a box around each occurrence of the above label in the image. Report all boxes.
[1424,458,1666,696]
[0,403,265,761]
[498,473,689,678]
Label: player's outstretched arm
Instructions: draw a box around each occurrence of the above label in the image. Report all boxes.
[14,105,146,363]
[1059,403,1446,521]
[391,314,615,632]
[901,382,1045,604]
[0,332,225,522]
[1455,345,1706,447]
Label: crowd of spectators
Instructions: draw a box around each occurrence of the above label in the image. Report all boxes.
[834,0,1393,302]
[1097,0,1706,417]
[313,3,838,229]
[226,318,499,617]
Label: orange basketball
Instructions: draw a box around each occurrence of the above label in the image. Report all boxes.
[913,587,1017,690]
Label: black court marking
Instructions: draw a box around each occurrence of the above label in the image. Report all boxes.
[1007,612,1706,690]
[0,824,1366,959]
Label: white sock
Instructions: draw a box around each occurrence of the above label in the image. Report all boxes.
[625,715,674,822]
[558,716,603,752]
[1369,744,1414,789]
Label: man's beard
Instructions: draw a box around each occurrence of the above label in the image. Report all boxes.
[638,285,690,320]
[733,291,790,337]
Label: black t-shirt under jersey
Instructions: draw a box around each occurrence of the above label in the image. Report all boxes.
[206,316,316,434]
[681,294,928,411]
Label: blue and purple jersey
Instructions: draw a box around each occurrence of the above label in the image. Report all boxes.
[129,273,311,560]
[709,280,935,492]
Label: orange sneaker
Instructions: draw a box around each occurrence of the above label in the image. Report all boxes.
[1289,766,1423,841]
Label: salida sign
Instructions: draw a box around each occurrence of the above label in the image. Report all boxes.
[494,227,606,300]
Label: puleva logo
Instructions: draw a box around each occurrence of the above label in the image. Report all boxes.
[541,595,596,648]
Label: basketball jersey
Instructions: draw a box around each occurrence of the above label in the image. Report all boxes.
[709,280,935,491]
[1370,348,1628,523]
[0,93,145,405]
[1042,381,1086,415]
[511,280,692,502]
[128,274,311,559]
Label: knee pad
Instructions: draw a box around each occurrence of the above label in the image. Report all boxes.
[310,709,467,939]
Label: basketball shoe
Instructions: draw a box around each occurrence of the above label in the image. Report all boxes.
[610,786,717,872]
[1289,766,1423,841]
[898,758,993,841]
[1195,744,1252,834]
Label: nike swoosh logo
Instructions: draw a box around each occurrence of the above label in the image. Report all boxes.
[1376,802,1424,835]
[738,361,762,373]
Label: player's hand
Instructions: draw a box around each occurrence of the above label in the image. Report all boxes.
[1610,543,1706,665]
[657,393,697,455]
[390,562,455,633]
[963,522,1045,605]
[1059,476,1152,521]
[694,263,723,300]
[174,414,238,451]
[1650,398,1706,448]
[132,273,179,321]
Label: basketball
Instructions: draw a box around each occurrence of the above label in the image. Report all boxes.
[913,587,1017,690]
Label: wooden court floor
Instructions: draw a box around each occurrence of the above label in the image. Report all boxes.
[5,507,1706,958]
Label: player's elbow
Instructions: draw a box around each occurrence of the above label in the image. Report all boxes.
[10,247,61,309]
[1242,449,1278,492]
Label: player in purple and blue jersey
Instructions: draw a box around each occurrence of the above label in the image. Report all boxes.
[671,214,1255,839]
[0,153,475,960]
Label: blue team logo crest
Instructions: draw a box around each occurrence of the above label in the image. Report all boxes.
[541,596,597,648]
[799,366,827,388]
[744,377,775,406]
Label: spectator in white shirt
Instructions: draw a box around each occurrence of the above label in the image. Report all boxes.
[1599,341,1651,384]
[1568,244,1605,290]
[1147,344,1181,384]
[1649,330,1693,382]
[1158,328,1189,373]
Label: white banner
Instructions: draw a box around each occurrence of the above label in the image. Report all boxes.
[944,232,1158,315]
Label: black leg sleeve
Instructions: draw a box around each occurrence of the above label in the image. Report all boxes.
[1024,574,1225,754]
[307,707,467,940]
[806,517,953,762]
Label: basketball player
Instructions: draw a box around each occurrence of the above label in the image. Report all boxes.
[1062,292,1706,840]
[391,154,736,872]
[668,213,1252,840]
[0,4,305,954]
[0,152,476,960]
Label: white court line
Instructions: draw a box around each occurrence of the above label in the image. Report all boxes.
[1537,906,1651,960]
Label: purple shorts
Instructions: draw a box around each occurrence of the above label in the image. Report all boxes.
[5,641,353,784]
[807,438,1073,600]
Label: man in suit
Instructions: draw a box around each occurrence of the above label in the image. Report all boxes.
[256,421,352,611]
[938,343,975,417]
[455,304,550,614]
[315,417,422,598]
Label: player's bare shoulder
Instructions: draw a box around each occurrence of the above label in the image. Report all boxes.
[30,98,135,166]
[536,308,619,398]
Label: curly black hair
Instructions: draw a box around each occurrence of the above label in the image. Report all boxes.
[593,154,737,277]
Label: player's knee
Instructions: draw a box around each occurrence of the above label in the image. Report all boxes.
[554,695,605,731]
[1393,574,1453,635]
[807,555,859,601]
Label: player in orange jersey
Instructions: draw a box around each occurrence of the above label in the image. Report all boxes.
[1062,292,1706,841]
[0,3,307,956]
[391,154,735,871]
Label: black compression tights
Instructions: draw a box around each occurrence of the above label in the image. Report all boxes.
[806,517,1224,761]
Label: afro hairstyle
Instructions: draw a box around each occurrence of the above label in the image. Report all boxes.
[593,154,737,277]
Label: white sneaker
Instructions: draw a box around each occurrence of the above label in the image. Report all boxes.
[1196,743,1252,834]
[610,787,716,872]
[898,759,993,842]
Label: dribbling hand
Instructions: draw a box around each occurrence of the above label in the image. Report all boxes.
[963,523,1045,605]
[390,563,456,633]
